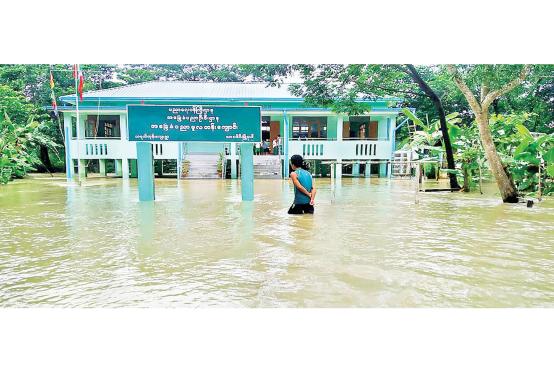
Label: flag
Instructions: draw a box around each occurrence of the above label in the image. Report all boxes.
[50,94,58,119]
[78,69,84,101]
[49,71,55,89]
[73,64,78,78]
[48,68,59,119]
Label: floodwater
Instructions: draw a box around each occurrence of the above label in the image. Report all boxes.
[1,174,553,307]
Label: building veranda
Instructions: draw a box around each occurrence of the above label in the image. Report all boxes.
[59,81,404,180]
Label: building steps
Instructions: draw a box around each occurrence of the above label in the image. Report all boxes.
[182,154,220,179]
[253,155,281,179]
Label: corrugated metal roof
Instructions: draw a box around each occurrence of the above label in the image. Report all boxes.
[64,81,301,100]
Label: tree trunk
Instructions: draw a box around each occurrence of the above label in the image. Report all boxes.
[476,111,519,202]
[492,99,500,116]
[462,166,470,192]
[39,145,54,172]
[405,65,460,190]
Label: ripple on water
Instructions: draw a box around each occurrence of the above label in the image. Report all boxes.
[1,177,554,307]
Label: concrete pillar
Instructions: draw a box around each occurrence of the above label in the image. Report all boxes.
[122,158,130,179]
[120,114,128,140]
[230,143,237,179]
[130,159,138,178]
[389,116,396,179]
[76,113,85,181]
[335,158,342,179]
[99,159,107,176]
[78,159,87,179]
[365,162,371,178]
[352,162,360,176]
[336,116,343,141]
[282,114,290,178]
[336,117,344,181]
[63,114,72,180]
[137,142,155,202]
[115,159,122,177]
[240,143,254,201]
[379,162,387,178]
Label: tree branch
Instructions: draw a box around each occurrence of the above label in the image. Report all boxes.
[370,83,425,97]
[447,65,482,115]
[481,65,531,110]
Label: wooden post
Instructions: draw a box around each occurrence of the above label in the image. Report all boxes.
[538,161,542,201]
[415,162,420,204]
[478,164,483,194]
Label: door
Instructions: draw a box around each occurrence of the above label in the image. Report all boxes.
[369,121,378,139]
[343,121,350,139]
[270,121,281,151]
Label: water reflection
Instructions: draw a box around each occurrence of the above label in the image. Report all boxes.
[0,175,553,307]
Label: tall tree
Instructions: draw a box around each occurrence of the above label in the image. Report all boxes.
[447,64,532,202]
[403,65,460,189]
[245,64,460,187]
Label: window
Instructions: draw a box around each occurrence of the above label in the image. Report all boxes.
[348,116,378,139]
[71,117,77,139]
[292,117,327,139]
[86,115,121,138]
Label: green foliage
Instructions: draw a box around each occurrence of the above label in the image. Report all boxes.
[0,110,59,184]
[401,109,481,188]
[487,113,554,195]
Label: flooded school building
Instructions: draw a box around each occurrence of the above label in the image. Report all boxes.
[59,81,402,179]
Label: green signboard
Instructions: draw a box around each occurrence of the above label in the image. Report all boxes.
[127,105,261,142]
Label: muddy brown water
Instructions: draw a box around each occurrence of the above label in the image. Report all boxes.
[1,174,553,307]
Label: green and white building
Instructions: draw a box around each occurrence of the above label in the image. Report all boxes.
[59,81,403,179]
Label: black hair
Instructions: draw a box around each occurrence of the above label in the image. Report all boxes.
[290,154,310,171]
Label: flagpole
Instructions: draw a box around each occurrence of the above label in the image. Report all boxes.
[75,64,83,183]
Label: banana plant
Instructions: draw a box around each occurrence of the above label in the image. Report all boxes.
[400,108,464,180]
[510,120,554,195]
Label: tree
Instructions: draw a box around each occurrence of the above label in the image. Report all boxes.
[403,65,460,189]
[244,64,461,187]
[116,64,250,84]
[0,85,59,183]
[447,65,532,202]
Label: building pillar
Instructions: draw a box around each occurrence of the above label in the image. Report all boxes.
[389,116,396,179]
[130,159,138,178]
[240,143,254,201]
[120,114,128,140]
[335,158,342,179]
[335,117,343,181]
[78,159,87,179]
[282,113,290,178]
[76,113,86,181]
[230,143,238,179]
[336,116,343,141]
[99,159,107,176]
[379,162,387,178]
[365,161,371,178]
[122,158,130,179]
[115,159,123,177]
[137,142,155,202]
[63,114,72,180]
[352,162,360,176]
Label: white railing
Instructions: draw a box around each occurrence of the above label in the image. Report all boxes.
[70,139,179,159]
[71,138,392,161]
[288,139,392,160]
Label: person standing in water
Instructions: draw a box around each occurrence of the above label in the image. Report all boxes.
[288,154,317,214]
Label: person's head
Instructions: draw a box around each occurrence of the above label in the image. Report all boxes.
[290,154,309,171]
